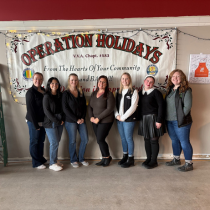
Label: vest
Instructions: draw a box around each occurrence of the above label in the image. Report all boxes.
[116,88,138,122]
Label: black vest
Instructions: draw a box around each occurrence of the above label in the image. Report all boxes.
[167,87,193,128]
[116,88,138,122]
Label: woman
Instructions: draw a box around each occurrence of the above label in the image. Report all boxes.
[165,69,193,172]
[138,75,165,169]
[88,75,115,167]
[43,77,64,172]
[26,72,47,169]
[115,72,139,168]
[62,73,89,168]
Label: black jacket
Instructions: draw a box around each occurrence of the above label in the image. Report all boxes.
[42,93,64,128]
[25,85,45,129]
[62,90,86,123]
[116,88,138,122]
[167,87,192,127]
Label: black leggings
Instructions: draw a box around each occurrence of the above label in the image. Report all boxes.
[144,137,159,163]
[92,122,113,157]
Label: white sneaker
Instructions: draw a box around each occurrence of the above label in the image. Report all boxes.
[57,160,64,167]
[81,161,89,166]
[71,162,79,168]
[49,164,63,171]
[36,164,46,169]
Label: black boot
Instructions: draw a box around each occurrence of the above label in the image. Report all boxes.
[144,138,159,169]
[121,156,134,168]
[95,158,105,166]
[103,156,112,167]
[142,138,151,167]
[118,154,128,165]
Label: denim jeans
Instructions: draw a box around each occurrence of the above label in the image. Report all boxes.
[117,121,136,156]
[65,122,88,163]
[27,121,46,168]
[45,124,63,166]
[166,121,193,161]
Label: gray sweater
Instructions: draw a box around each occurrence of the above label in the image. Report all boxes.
[88,91,115,123]
[166,89,192,121]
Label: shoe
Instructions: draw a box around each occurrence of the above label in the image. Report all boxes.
[49,164,63,171]
[121,156,134,168]
[103,156,112,167]
[142,159,151,167]
[57,160,64,167]
[71,162,79,168]
[165,158,181,166]
[81,161,89,166]
[118,154,128,165]
[178,162,193,172]
[95,159,105,166]
[36,164,46,169]
[144,162,158,169]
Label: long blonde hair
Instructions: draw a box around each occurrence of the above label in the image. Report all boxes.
[119,72,133,94]
[67,73,83,94]
[166,69,189,94]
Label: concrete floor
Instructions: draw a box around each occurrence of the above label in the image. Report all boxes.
[0,160,210,210]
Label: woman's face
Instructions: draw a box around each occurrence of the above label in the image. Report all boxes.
[98,78,107,90]
[144,77,155,90]
[33,74,43,88]
[171,72,181,86]
[121,74,130,87]
[69,75,78,88]
[50,79,59,92]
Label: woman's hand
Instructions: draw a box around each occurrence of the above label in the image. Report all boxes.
[77,119,84,124]
[93,118,99,124]
[156,122,162,129]
[116,115,121,121]
[61,121,64,125]
[90,117,95,123]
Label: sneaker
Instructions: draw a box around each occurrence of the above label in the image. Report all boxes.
[81,161,89,166]
[36,164,46,169]
[71,162,79,168]
[165,158,181,166]
[57,160,64,167]
[178,162,193,172]
[49,164,63,171]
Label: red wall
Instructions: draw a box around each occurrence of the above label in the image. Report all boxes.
[1,0,210,21]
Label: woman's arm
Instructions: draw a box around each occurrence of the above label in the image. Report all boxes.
[43,95,61,125]
[120,90,139,121]
[183,89,192,116]
[88,92,94,120]
[26,90,40,129]
[155,89,164,123]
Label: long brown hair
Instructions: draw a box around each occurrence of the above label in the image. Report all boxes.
[166,69,189,94]
[67,73,83,94]
[96,75,109,99]
[119,72,133,94]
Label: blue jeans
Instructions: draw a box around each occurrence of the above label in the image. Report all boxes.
[166,121,193,161]
[117,121,136,156]
[45,124,63,166]
[65,122,88,163]
[27,121,46,168]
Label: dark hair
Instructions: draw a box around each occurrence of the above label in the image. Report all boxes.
[96,75,109,99]
[45,77,61,97]
[166,69,189,94]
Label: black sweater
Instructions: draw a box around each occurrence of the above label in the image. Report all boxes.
[43,93,64,128]
[139,89,164,123]
[25,85,45,130]
[62,90,86,123]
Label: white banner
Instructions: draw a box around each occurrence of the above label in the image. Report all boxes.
[6,29,176,102]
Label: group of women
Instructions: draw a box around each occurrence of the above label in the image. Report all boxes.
[26,69,193,172]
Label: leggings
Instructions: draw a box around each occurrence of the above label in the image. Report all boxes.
[92,122,113,157]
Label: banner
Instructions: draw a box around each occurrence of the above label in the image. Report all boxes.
[6,29,176,103]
